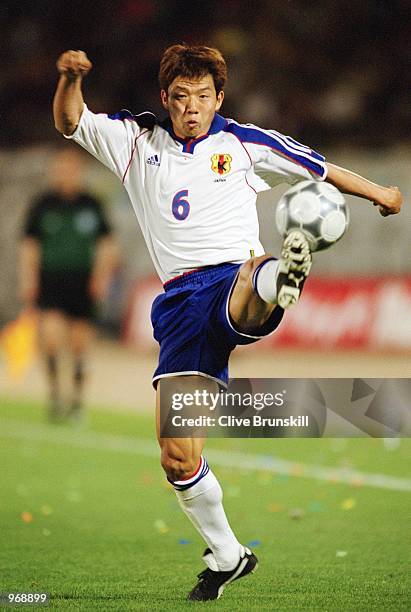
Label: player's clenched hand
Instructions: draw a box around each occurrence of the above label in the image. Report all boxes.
[373,186,403,217]
[56,50,92,80]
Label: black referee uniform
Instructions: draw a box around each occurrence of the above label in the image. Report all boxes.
[23,191,112,320]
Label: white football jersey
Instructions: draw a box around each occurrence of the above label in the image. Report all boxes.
[67,104,327,282]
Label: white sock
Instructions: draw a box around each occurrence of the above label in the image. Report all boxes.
[252,258,279,304]
[173,461,243,571]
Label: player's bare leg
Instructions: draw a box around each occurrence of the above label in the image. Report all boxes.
[39,309,67,421]
[229,255,277,331]
[156,376,256,600]
[155,376,205,481]
[229,232,312,330]
[69,319,95,420]
[156,376,240,568]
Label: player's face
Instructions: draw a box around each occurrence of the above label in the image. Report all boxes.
[161,74,224,139]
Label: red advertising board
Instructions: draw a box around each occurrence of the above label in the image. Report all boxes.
[124,276,411,351]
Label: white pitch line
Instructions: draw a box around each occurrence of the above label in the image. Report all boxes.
[1,418,411,492]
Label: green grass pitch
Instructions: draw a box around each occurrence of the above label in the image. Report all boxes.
[0,398,410,610]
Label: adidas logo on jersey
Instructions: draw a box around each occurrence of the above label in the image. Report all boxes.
[146,154,160,166]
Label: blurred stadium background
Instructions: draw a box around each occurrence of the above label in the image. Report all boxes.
[0,0,410,406]
[1,3,410,609]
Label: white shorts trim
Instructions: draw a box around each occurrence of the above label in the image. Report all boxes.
[152,371,228,389]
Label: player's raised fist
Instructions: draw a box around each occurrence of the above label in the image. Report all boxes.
[56,50,92,80]
[373,185,403,217]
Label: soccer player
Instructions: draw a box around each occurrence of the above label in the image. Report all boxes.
[20,148,118,421]
[53,46,402,600]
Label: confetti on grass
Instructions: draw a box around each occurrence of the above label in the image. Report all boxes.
[349,477,364,488]
[336,550,348,558]
[267,503,283,513]
[341,498,356,510]
[247,540,261,548]
[154,519,169,534]
[178,539,191,545]
[21,511,33,523]
[291,464,304,477]
[289,508,305,520]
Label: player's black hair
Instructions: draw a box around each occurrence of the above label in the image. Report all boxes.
[159,44,227,93]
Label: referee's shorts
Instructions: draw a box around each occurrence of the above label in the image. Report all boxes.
[38,270,95,321]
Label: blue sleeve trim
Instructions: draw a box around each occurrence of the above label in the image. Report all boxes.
[107,109,157,130]
[224,121,326,177]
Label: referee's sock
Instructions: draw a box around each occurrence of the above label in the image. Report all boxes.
[171,456,243,571]
[46,353,59,399]
[72,356,86,408]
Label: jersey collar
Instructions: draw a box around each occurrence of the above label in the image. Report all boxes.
[160,113,227,153]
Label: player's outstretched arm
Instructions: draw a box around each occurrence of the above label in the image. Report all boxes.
[53,50,92,135]
[326,163,403,217]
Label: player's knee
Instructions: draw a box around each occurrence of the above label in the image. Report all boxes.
[237,255,273,291]
[160,448,198,482]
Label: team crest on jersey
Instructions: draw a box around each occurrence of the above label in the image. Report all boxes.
[211,154,232,175]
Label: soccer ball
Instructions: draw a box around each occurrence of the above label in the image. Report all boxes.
[275,180,349,252]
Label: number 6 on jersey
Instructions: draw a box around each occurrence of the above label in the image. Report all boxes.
[172,190,190,221]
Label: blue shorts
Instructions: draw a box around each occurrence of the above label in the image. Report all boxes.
[151,263,284,387]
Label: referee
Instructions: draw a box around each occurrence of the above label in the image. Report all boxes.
[19,147,118,421]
